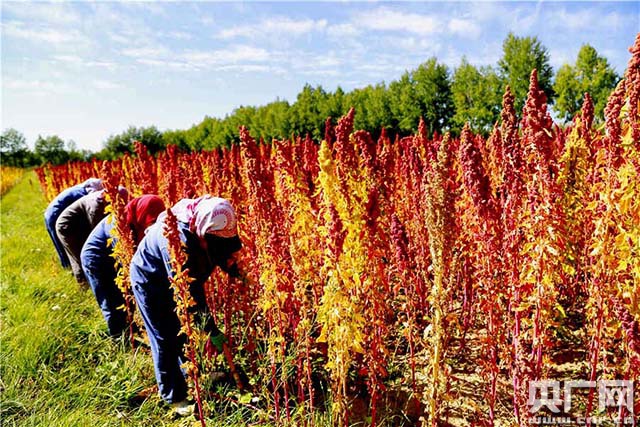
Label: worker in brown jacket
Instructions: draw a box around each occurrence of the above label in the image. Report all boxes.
[56,187,128,285]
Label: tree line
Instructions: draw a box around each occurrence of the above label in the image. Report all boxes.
[0,131,92,168]
[1,33,620,166]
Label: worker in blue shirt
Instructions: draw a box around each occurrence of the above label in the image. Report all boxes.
[81,195,165,338]
[130,195,241,416]
[44,178,103,268]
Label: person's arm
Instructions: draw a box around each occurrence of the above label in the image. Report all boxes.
[217,252,241,278]
[158,231,220,337]
[85,192,108,229]
[205,234,242,277]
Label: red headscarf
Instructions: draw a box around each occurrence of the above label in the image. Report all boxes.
[125,195,166,245]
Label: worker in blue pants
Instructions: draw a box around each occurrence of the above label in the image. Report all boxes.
[44,178,103,268]
[81,217,122,335]
[130,196,241,416]
[81,195,165,338]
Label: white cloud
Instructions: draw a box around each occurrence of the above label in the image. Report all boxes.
[327,23,360,38]
[108,32,131,45]
[355,62,406,77]
[547,8,633,33]
[601,47,632,74]
[120,2,167,17]
[52,55,118,71]
[3,78,73,94]
[136,58,166,67]
[348,58,411,82]
[552,8,600,31]
[346,7,485,42]
[129,45,273,72]
[307,55,342,69]
[355,7,440,35]
[1,2,81,25]
[217,64,287,75]
[320,56,342,68]
[137,58,284,75]
[182,45,270,65]
[325,24,366,52]
[358,63,396,73]
[266,17,327,34]
[88,3,161,49]
[52,55,84,65]
[383,36,441,55]
[511,3,542,33]
[167,31,193,41]
[199,15,215,26]
[288,50,342,68]
[2,21,91,48]
[448,18,481,38]
[465,2,541,34]
[300,68,340,77]
[218,17,327,39]
[441,39,503,69]
[465,2,505,24]
[93,80,123,90]
[86,61,118,71]
[217,27,250,39]
[600,11,630,30]
[136,58,198,71]
[121,46,170,59]
[548,46,584,71]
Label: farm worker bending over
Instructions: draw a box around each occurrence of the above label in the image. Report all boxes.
[130,195,241,415]
[56,186,128,285]
[44,178,103,269]
[80,195,166,338]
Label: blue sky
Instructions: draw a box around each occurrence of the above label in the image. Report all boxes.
[1,1,638,152]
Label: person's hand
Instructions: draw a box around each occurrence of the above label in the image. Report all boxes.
[226,262,240,278]
[209,332,227,353]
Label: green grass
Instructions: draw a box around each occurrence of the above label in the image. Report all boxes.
[0,174,217,426]
[0,173,334,427]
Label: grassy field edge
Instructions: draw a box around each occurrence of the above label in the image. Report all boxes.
[0,172,178,427]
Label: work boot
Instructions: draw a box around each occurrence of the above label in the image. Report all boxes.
[170,400,194,418]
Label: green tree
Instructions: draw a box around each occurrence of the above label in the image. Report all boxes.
[101,126,164,159]
[553,44,620,123]
[388,72,421,133]
[363,83,393,134]
[289,84,327,141]
[498,32,554,113]
[34,135,69,165]
[65,140,92,162]
[347,83,392,136]
[322,86,347,122]
[162,129,190,151]
[388,58,453,135]
[181,116,224,150]
[253,99,291,142]
[451,58,503,134]
[1,128,34,167]
[412,58,453,134]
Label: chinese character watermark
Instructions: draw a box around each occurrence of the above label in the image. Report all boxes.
[528,380,636,426]
[599,381,634,414]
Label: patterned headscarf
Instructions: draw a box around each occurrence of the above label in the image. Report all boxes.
[172,195,238,239]
[125,195,166,244]
[82,178,104,193]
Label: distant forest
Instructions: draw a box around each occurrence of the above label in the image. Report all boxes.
[1,33,621,166]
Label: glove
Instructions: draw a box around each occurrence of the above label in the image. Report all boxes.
[225,262,240,278]
[209,332,227,353]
